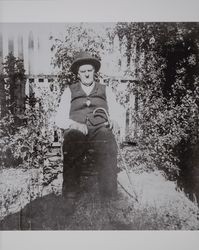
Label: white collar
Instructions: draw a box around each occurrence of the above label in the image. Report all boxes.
[80,82,95,95]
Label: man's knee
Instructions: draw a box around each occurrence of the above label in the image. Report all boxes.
[63,129,86,141]
[63,129,87,155]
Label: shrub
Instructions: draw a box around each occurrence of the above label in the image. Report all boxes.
[114,23,199,178]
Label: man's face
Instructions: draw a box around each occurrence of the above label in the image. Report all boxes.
[78,64,95,86]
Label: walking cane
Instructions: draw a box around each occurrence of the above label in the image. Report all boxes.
[93,107,138,202]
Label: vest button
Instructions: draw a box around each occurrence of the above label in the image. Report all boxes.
[86,99,91,107]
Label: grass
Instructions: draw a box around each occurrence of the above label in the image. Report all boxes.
[0,146,199,230]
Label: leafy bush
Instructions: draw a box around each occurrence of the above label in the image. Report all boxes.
[0,51,61,170]
[114,23,199,178]
[0,103,53,169]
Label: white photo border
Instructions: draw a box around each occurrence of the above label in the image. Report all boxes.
[0,0,199,250]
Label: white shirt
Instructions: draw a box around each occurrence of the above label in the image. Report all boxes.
[54,82,124,130]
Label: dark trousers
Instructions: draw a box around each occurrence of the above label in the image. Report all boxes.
[62,125,118,198]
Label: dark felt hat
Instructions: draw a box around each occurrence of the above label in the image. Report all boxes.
[70,51,101,74]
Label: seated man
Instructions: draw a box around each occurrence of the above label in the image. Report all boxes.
[55,51,122,213]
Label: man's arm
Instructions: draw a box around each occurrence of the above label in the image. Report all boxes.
[54,87,73,129]
[106,86,126,138]
[106,86,125,124]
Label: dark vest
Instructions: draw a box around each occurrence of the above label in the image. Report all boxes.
[69,81,109,126]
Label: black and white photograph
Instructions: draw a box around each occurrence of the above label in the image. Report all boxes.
[0,21,199,231]
[0,0,199,249]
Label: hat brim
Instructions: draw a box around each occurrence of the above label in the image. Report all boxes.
[70,58,101,74]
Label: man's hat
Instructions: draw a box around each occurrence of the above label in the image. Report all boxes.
[70,51,101,74]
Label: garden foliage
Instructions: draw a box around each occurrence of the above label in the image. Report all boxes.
[114,23,199,178]
[0,54,55,169]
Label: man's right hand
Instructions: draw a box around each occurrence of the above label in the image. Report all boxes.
[69,121,88,135]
